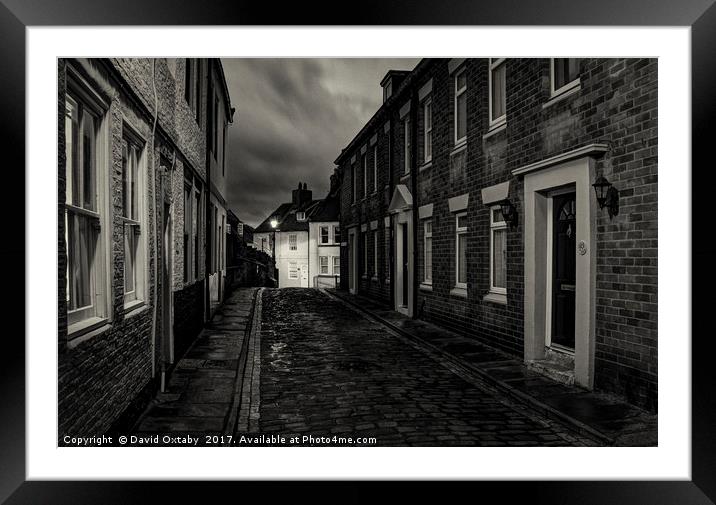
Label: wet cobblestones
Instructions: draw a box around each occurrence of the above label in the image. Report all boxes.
[257,288,592,446]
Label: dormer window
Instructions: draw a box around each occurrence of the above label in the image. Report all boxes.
[296,211,306,221]
[383,80,393,102]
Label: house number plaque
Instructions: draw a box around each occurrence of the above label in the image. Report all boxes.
[578,240,587,255]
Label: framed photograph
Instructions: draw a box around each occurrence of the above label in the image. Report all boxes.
[3,0,714,502]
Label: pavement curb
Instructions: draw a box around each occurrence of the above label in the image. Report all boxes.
[233,287,264,437]
[223,287,261,445]
[322,289,614,446]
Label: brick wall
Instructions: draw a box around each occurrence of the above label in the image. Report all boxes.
[337,58,658,411]
[58,58,212,437]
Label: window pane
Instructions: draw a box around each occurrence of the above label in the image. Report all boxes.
[333,256,340,275]
[458,234,467,284]
[67,212,96,311]
[334,226,341,243]
[425,236,432,281]
[493,228,506,289]
[456,93,467,140]
[194,192,200,278]
[492,208,504,223]
[456,71,466,90]
[492,62,506,120]
[65,97,79,207]
[457,214,468,229]
[554,58,579,89]
[130,145,138,220]
[80,109,97,211]
[373,146,378,191]
[124,226,136,295]
[122,141,129,217]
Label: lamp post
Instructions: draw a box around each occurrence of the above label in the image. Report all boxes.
[270,216,279,282]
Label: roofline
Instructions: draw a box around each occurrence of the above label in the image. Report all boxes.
[380,69,411,87]
[334,59,428,165]
[213,58,235,122]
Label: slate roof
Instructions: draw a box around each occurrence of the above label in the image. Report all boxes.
[254,193,339,233]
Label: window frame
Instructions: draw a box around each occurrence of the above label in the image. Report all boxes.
[423,219,433,284]
[488,58,507,129]
[120,126,147,306]
[319,256,329,275]
[489,206,508,295]
[288,233,298,251]
[455,212,468,289]
[332,255,340,276]
[333,225,341,244]
[64,70,112,334]
[372,144,378,194]
[351,162,357,204]
[423,97,433,163]
[319,225,330,245]
[454,67,468,146]
[372,230,378,279]
[362,153,368,199]
[550,58,581,98]
[362,231,368,278]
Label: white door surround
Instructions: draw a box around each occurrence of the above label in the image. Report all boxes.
[388,185,414,317]
[519,151,600,389]
[393,211,414,316]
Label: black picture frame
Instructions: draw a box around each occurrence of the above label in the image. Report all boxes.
[2,1,713,503]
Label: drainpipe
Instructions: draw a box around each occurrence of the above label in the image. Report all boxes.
[411,88,420,319]
[205,59,212,322]
[148,59,169,392]
[388,115,394,308]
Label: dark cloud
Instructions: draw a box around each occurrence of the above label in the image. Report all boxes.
[221,58,420,227]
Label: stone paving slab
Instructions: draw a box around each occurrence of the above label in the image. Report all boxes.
[127,288,259,446]
[326,288,658,447]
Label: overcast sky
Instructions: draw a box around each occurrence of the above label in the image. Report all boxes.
[221,58,420,227]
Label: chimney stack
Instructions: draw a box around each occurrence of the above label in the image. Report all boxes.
[292,181,312,207]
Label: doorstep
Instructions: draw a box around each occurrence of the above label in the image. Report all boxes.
[324,288,657,447]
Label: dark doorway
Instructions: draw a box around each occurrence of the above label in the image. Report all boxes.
[401,223,408,306]
[552,192,576,349]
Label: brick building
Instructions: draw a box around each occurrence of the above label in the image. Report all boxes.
[336,58,657,411]
[58,58,234,437]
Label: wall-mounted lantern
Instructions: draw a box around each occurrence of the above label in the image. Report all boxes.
[498,199,518,228]
[592,176,619,219]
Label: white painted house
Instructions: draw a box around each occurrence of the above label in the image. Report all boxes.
[254,182,340,289]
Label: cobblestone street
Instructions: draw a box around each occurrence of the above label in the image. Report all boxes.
[250,288,595,446]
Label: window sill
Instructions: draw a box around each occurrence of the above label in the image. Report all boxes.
[449,286,468,299]
[420,282,433,292]
[482,122,506,140]
[543,83,581,109]
[124,299,147,318]
[419,161,433,173]
[483,292,507,306]
[67,317,111,348]
[451,142,467,156]
[371,276,379,282]
[400,172,411,183]
[385,278,391,285]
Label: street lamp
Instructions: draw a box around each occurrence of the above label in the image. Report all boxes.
[592,176,619,219]
[270,216,279,256]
